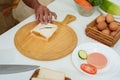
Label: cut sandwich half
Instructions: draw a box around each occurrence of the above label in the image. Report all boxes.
[31,23,58,40]
[30,68,71,80]
[38,68,65,80]
[31,78,51,80]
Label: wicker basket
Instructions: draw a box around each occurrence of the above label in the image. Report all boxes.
[85,19,120,47]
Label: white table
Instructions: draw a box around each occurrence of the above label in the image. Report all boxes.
[0,0,120,80]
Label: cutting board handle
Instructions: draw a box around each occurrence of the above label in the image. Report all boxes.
[62,14,76,24]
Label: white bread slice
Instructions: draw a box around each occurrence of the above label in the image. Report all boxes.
[31,23,57,40]
[31,78,51,80]
[38,68,65,80]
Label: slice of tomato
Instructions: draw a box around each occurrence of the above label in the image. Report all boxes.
[80,63,97,75]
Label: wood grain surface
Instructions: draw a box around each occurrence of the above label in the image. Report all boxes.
[14,14,78,61]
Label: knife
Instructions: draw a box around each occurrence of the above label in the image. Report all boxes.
[0,65,39,74]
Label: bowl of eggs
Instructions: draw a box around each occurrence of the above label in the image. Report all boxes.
[86,14,120,47]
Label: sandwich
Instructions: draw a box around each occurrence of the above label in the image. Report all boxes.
[30,68,71,80]
[31,23,58,40]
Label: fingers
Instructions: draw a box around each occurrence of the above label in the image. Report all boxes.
[49,12,57,23]
[35,6,44,23]
[44,7,49,24]
[51,12,57,20]
[35,6,57,24]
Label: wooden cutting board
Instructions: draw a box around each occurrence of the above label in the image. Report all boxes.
[14,14,78,61]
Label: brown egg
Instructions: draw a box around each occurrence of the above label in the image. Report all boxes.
[109,22,118,31]
[106,14,114,23]
[96,15,105,23]
[96,21,107,31]
[110,31,118,37]
[101,29,110,35]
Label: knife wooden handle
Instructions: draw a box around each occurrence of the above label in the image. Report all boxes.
[62,14,76,24]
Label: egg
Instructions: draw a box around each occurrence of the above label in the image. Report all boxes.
[96,21,107,31]
[110,31,118,37]
[106,14,114,23]
[102,29,110,35]
[96,15,105,23]
[109,22,118,31]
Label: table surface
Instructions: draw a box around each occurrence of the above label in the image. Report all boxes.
[0,0,120,80]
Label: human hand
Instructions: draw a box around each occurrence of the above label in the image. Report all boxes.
[35,5,57,24]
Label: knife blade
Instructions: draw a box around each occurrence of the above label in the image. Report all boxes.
[0,65,39,74]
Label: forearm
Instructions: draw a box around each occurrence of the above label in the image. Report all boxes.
[22,0,41,9]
